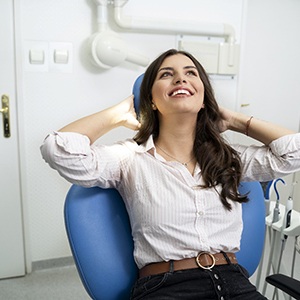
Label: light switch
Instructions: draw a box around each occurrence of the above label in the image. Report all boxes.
[29,49,45,64]
[49,42,73,73]
[54,50,69,64]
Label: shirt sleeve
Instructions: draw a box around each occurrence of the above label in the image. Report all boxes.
[40,131,132,188]
[233,133,300,182]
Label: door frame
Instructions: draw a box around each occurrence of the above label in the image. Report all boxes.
[13,0,32,274]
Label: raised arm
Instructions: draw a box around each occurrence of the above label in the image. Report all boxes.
[59,95,140,144]
[219,107,295,145]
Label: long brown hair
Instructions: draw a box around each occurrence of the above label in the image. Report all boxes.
[134,49,247,209]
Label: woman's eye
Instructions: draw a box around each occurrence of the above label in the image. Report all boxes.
[187,70,197,76]
[160,72,172,78]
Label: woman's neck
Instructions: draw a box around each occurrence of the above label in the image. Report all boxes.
[154,115,196,174]
[156,114,196,147]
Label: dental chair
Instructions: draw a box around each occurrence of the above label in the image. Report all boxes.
[64,181,265,300]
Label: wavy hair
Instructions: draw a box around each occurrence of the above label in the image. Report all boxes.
[134,49,247,209]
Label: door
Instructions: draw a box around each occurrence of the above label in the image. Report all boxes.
[0,0,26,279]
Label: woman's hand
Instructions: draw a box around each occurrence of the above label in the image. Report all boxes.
[218,106,235,133]
[114,95,141,131]
[218,106,295,145]
[59,95,141,144]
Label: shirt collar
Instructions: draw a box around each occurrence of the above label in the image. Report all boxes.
[136,135,168,162]
[135,135,157,155]
[134,135,201,176]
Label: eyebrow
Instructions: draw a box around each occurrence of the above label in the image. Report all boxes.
[158,66,197,73]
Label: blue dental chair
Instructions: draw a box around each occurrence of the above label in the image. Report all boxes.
[64,182,265,300]
[64,75,267,299]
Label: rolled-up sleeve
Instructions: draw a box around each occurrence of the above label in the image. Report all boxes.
[40,131,127,188]
[234,133,300,182]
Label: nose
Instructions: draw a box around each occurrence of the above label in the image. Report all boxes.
[173,73,186,85]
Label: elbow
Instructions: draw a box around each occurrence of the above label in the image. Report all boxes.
[40,134,56,167]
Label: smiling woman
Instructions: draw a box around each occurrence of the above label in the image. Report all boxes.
[41,49,300,299]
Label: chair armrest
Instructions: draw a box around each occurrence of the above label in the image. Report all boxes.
[266,274,300,299]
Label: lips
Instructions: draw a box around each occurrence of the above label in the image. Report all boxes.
[169,88,193,97]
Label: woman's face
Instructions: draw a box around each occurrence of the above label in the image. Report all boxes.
[151,54,204,117]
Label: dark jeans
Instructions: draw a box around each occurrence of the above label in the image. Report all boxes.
[130,264,268,300]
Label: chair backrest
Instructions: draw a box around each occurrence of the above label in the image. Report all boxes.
[236,181,266,275]
[64,186,138,300]
[64,181,265,300]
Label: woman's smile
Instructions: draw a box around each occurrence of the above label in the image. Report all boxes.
[168,87,194,97]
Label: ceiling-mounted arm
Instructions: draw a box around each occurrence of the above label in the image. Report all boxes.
[89,0,238,73]
[112,0,238,72]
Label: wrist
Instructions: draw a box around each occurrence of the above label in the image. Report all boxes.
[245,116,254,136]
[109,103,128,127]
[229,113,252,134]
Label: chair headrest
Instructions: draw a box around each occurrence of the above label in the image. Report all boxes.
[132,74,144,116]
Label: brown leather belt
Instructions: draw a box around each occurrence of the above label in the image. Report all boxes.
[139,252,237,278]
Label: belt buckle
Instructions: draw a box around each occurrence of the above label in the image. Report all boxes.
[196,252,216,270]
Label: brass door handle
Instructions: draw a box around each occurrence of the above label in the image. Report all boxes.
[0,95,10,138]
[240,103,250,107]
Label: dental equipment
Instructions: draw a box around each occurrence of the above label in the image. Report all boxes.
[262,178,285,296]
[88,0,149,69]
[255,180,274,289]
[88,0,240,72]
[272,181,298,300]
[113,0,239,74]
[265,180,274,216]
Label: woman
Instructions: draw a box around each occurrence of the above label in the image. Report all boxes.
[41,49,300,299]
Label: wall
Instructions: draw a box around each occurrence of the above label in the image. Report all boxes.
[17,0,299,264]
[237,0,300,209]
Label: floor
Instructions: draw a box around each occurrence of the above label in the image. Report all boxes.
[0,258,90,300]
[0,237,299,300]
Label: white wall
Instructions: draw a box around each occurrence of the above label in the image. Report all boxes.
[237,0,300,209]
[17,0,299,263]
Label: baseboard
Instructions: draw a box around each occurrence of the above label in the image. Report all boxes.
[32,256,75,271]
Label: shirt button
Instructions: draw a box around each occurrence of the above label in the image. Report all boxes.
[220,297,225,300]
[214,274,219,279]
[197,211,204,216]
[217,285,222,291]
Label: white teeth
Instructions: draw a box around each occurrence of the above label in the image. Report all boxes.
[171,89,191,96]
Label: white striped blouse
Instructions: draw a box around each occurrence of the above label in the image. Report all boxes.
[41,132,300,269]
